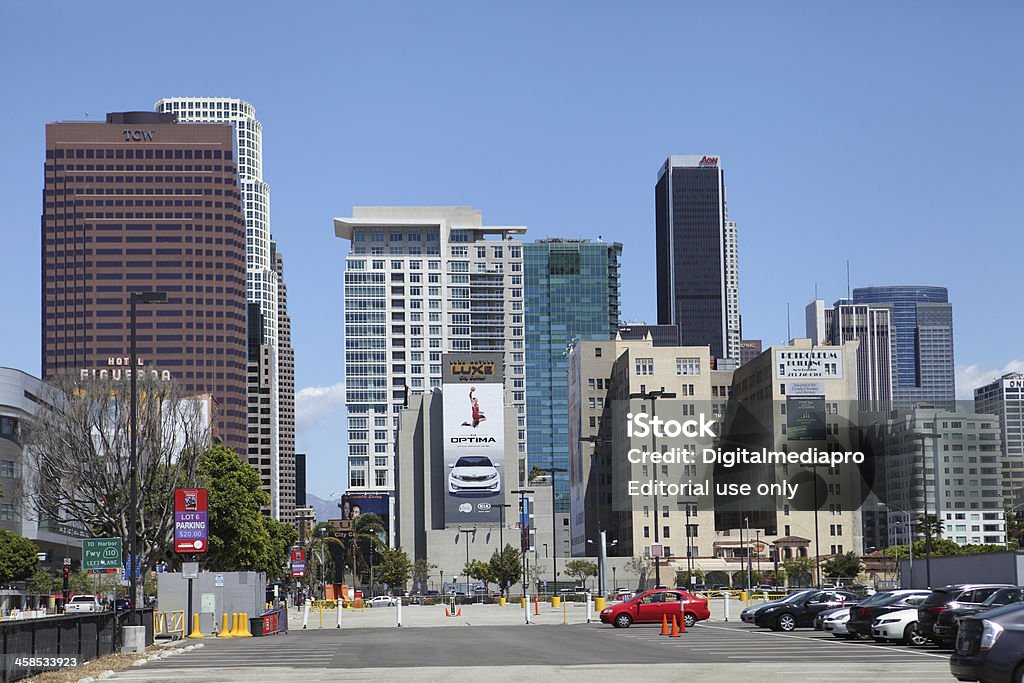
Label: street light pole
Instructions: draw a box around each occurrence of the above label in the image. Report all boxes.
[129,290,165,622]
[629,389,676,587]
[459,528,474,594]
[537,467,567,591]
[512,488,534,599]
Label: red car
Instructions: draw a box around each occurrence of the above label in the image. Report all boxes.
[599,588,710,628]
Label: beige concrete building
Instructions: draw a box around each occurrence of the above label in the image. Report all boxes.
[569,334,864,587]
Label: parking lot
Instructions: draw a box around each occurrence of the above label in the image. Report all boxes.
[105,614,954,682]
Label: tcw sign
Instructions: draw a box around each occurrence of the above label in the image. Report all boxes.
[123,129,154,141]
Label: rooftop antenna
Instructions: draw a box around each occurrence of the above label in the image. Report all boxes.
[814,282,818,300]
[787,303,791,342]
[846,260,851,300]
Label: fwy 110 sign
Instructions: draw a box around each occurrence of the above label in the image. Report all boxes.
[174,488,208,553]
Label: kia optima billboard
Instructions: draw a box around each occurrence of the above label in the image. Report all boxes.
[442,352,505,525]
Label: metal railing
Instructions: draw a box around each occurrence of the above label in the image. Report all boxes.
[0,608,153,682]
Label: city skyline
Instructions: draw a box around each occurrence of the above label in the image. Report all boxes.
[2,2,1022,499]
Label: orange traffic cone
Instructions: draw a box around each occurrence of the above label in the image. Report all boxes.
[669,615,680,637]
[679,614,687,633]
[660,615,669,635]
[445,608,450,617]
[456,608,462,617]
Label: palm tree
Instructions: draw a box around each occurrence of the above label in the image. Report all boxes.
[343,513,387,589]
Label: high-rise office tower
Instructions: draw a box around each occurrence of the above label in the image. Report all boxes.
[41,112,247,450]
[155,98,278,345]
[156,98,292,520]
[524,239,622,517]
[655,155,741,364]
[274,243,297,524]
[975,372,1024,507]
[852,286,954,409]
[806,299,894,412]
[334,207,527,501]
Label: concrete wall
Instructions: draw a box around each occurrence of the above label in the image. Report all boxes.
[157,571,266,634]
[899,551,1022,589]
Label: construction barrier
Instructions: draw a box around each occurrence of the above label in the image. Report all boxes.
[154,610,186,639]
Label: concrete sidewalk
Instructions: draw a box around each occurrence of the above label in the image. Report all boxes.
[287,596,753,629]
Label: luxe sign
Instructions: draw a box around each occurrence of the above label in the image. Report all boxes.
[174,488,208,553]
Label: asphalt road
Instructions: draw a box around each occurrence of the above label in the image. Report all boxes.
[108,621,955,682]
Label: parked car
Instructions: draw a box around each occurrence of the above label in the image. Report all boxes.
[113,598,132,612]
[871,607,930,646]
[918,584,1013,646]
[64,595,102,613]
[743,589,862,632]
[753,584,777,592]
[933,586,1024,649]
[599,588,710,629]
[846,589,932,638]
[951,602,1024,682]
[690,584,708,592]
[424,590,441,598]
[367,596,398,608]
[813,606,848,631]
[822,608,856,638]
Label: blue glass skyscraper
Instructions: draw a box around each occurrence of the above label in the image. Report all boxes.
[525,240,622,514]
[852,285,955,408]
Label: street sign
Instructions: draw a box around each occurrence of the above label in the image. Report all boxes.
[215,573,224,587]
[290,547,306,577]
[62,556,71,566]
[651,543,663,558]
[182,561,199,579]
[174,488,209,553]
[82,538,122,571]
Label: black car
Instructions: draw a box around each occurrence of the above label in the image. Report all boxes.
[934,587,1024,649]
[951,602,1024,682]
[847,589,932,638]
[747,589,862,631]
[919,584,1013,646]
[113,598,132,611]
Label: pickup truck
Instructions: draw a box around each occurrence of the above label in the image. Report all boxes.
[64,595,103,613]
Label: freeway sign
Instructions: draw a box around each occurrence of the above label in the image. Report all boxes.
[82,537,122,571]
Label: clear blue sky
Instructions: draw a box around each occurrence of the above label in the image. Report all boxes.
[2,1,1021,500]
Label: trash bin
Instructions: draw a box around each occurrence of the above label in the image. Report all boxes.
[551,596,561,608]
[249,616,264,637]
[739,591,747,602]
[498,597,506,606]
[594,597,606,611]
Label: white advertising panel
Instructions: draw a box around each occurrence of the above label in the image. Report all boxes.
[442,353,505,525]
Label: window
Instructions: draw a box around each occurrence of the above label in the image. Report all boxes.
[676,357,701,375]
[635,358,654,375]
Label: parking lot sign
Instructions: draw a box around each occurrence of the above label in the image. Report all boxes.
[83,538,122,571]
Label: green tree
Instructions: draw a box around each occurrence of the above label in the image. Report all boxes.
[564,559,598,589]
[822,551,863,580]
[27,569,58,595]
[0,530,39,583]
[412,558,437,593]
[783,557,815,587]
[463,559,496,590]
[265,517,298,580]
[488,545,522,596]
[199,445,273,572]
[68,571,95,595]
[376,548,413,593]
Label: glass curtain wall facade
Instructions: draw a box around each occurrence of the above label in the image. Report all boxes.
[852,286,954,409]
[524,240,622,513]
